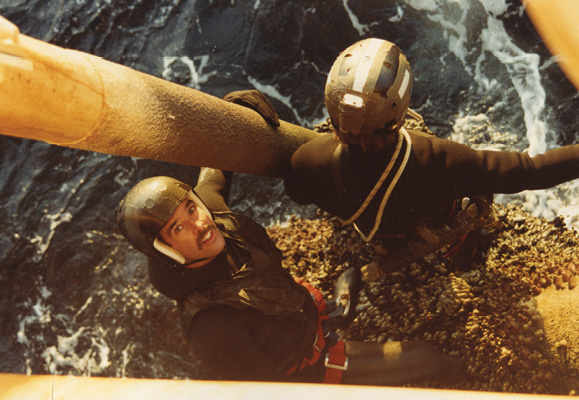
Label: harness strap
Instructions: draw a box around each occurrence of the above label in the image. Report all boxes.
[285,278,348,384]
[322,340,348,384]
[342,128,405,226]
[284,278,327,376]
[442,232,469,259]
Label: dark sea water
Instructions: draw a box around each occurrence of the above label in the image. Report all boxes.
[0,0,578,381]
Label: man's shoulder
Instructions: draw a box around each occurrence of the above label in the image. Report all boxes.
[405,128,457,153]
[406,127,438,140]
[289,134,340,174]
[297,134,339,153]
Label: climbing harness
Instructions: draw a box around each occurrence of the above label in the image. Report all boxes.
[285,278,348,384]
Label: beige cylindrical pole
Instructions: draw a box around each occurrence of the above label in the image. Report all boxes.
[524,0,579,91]
[1,372,573,400]
[0,16,321,177]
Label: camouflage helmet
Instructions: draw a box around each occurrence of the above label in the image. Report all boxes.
[325,38,412,136]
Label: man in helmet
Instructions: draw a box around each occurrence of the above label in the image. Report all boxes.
[117,162,466,384]
[284,38,579,280]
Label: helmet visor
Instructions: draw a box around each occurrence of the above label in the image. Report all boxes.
[331,88,399,135]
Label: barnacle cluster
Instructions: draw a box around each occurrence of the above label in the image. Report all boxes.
[266,115,579,395]
[267,204,579,395]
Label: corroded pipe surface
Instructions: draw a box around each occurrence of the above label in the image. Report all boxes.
[0,16,321,177]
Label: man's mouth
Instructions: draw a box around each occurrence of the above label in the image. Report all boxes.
[197,226,213,249]
[201,229,212,243]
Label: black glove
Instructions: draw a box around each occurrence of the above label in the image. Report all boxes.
[222,90,280,128]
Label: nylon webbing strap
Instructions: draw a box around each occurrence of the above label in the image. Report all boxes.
[322,340,348,384]
[284,278,328,376]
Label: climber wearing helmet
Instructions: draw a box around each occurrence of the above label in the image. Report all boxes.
[284,38,579,280]
[117,166,466,385]
[116,90,466,385]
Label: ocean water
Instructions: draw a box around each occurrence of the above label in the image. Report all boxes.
[0,0,578,380]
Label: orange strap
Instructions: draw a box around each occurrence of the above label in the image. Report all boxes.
[294,277,326,313]
[285,278,348,384]
[442,232,469,259]
[284,278,328,376]
[322,340,348,384]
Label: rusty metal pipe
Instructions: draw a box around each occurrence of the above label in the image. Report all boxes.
[0,16,320,178]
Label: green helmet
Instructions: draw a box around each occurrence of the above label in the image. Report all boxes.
[117,176,211,264]
[325,38,412,136]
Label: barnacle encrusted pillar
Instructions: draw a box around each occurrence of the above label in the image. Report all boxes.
[0,16,320,178]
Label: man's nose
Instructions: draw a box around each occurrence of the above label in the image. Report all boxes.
[188,216,204,232]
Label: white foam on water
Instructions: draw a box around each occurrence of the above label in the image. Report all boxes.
[418,0,473,73]
[388,6,405,23]
[162,56,219,90]
[340,0,370,36]
[154,1,181,27]
[73,296,93,322]
[475,0,577,225]
[41,325,111,375]
[17,299,51,347]
[407,0,579,228]
[479,13,548,156]
[30,211,73,262]
[405,0,438,12]
[16,281,53,375]
[14,273,113,376]
[248,76,319,127]
[120,343,136,378]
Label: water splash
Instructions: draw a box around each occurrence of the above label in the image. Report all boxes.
[162,56,218,90]
[340,0,370,36]
[407,0,576,226]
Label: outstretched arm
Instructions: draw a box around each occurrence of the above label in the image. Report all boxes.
[414,132,579,196]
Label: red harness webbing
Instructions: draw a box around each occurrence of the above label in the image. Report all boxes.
[323,340,348,383]
[285,277,347,384]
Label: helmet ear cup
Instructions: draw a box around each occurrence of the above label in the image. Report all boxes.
[153,238,186,264]
[325,38,412,136]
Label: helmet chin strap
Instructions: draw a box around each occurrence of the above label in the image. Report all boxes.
[153,237,220,266]
[183,254,216,267]
[153,238,187,264]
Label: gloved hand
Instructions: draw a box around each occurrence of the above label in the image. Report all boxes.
[222,90,280,128]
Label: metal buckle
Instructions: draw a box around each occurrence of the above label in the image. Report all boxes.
[313,333,323,352]
[324,353,348,371]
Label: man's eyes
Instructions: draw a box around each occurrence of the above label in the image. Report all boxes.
[172,205,196,234]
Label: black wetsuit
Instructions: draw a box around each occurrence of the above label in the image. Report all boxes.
[285,129,579,237]
[147,170,324,382]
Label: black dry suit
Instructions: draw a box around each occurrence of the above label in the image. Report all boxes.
[148,211,322,381]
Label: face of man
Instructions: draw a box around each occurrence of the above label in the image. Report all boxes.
[158,196,225,268]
